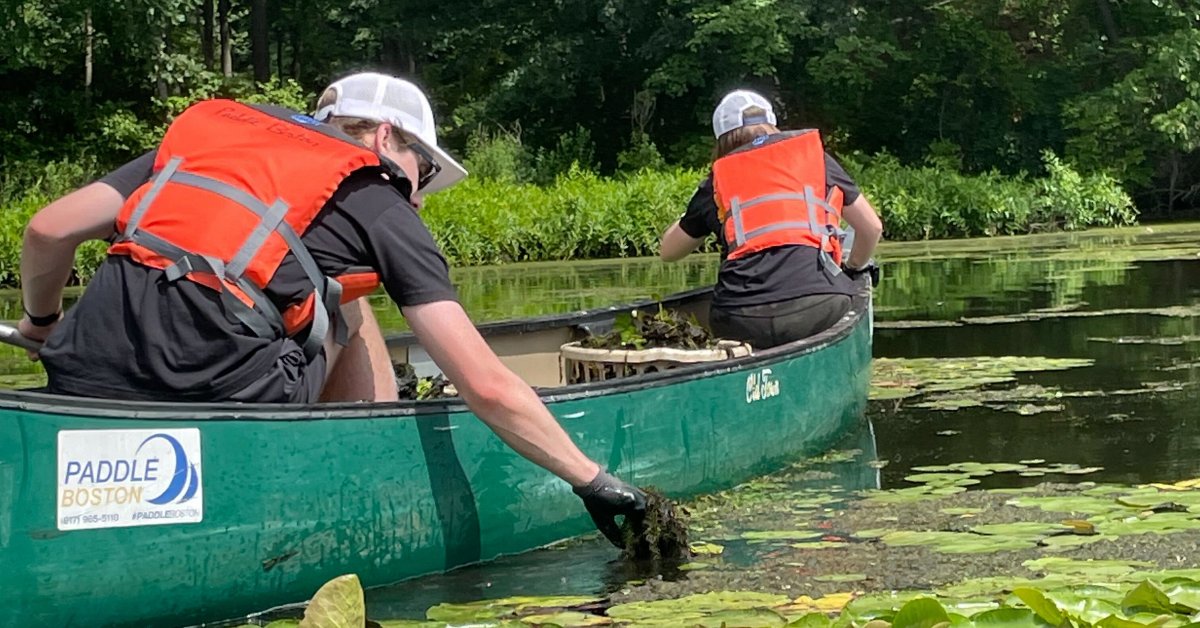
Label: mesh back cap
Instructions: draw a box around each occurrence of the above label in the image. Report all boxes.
[712,90,777,138]
[314,72,467,194]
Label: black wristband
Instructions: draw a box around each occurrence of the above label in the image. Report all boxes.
[24,307,61,327]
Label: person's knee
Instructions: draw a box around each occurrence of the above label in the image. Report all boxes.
[338,298,369,337]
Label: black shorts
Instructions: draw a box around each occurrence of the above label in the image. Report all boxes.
[709,293,852,350]
[228,337,327,404]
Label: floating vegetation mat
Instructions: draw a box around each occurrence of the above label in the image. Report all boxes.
[868,356,1096,415]
[242,458,1200,627]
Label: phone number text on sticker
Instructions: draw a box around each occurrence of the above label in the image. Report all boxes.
[57,428,203,530]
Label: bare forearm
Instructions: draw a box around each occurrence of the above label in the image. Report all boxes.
[463,376,600,487]
[845,228,881,269]
[20,232,77,316]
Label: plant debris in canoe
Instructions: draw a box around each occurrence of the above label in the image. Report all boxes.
[580,307,716,351]
[621,487,691,562]
[393,363,456,400]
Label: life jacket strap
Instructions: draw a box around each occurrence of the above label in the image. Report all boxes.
[123,156,184,240]
[121,159,340,361]
[726,186,845,278]
[132,229,283,339]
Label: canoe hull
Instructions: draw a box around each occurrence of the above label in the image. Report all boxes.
[0,295,871,627]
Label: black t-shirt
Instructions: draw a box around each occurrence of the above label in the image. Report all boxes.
[679,134,862,309]
[39,150,459,400]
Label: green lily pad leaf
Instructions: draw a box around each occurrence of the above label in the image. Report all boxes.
[1020,459,1047,465]
[520,611,611,626]
[678,561,714,571]
[785,612,833,628]
[905,473,972,485]
[689,541,725,555]
[929,486,969,495]
[969,608,1044,627]
[892,597,950,628]
[1164,581,1200,612]
[937,537,1038,553]
[742,530,823,541]
[1040,534,1109,551]
[911,465,958,472]
[375,621,447,628]
[607,592,791,621]
[1095,616,1154,628]
[971,522,1062,538]
[691,609,788,627]
[940,507,985,516]
[264,622,302,628]
[791,541,850,549]
[1122,581,1177,615]
[855,528,896,539]
[814,573,869,583]
[1012,587,1066,626]
[299,574,364,628]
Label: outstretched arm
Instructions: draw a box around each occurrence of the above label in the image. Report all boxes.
[403,299,601,486]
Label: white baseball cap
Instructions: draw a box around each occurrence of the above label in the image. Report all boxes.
[712,89,778,138]
[314,72,468,194]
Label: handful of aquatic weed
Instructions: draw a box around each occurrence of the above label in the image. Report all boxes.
[621,487,690,561]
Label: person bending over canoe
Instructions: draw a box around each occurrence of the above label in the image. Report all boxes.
[659,89,884,350]
[18,71,645,547]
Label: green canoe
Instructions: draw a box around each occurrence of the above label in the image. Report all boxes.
[0,288,872,627]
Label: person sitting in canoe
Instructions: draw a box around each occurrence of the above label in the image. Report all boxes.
[18,71,645,547]
[658,89,885,349]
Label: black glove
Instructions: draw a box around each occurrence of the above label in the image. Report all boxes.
[573,470,648,548]
[843,261,881,288]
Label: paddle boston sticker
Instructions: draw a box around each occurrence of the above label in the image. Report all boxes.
[56,429,203,530]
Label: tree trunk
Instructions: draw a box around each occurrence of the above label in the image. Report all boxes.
[251,0,269,83]
[219,0,232,77]
[201,0,215,70]
[275,28,283,78]
[290,25,300,79]
[84,9,93,103]
[1096,0,1120,45]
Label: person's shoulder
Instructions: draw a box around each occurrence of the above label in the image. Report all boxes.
[331,170,414,217]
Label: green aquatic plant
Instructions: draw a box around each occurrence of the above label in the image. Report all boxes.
[621,486,690,561]
[579,307,715,351]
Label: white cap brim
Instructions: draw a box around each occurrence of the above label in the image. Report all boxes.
[415,141,468,194]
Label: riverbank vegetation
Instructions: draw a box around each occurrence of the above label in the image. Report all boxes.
[3,0,1188,280]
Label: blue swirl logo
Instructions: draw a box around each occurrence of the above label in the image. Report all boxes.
[135,433,200,505]
[291,113,321,126]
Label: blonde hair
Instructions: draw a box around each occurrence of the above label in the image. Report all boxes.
[713,106,779,160]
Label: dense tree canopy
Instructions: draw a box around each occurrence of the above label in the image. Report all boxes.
[2,0,1197,213]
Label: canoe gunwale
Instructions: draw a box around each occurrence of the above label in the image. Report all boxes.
[0,289,870,420]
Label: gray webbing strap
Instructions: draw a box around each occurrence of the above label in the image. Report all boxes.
[803,185,841,276]
[124,157,184,238]
[276,221,334,360]
[226,199,289,280]
[735,192,808,210]
[741,221,815,241]
[131,230,283,338]
[171,171,273,216]
[326,279,348,346]
[730,197,747,247]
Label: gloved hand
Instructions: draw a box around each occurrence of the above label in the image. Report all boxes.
[843,261,881,288]
[573,470,648,548]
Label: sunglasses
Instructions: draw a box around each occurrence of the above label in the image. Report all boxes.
[405,141,442,191]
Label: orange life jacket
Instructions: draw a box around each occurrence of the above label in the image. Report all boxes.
[108,99,385,359]
[712,130,845,269]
